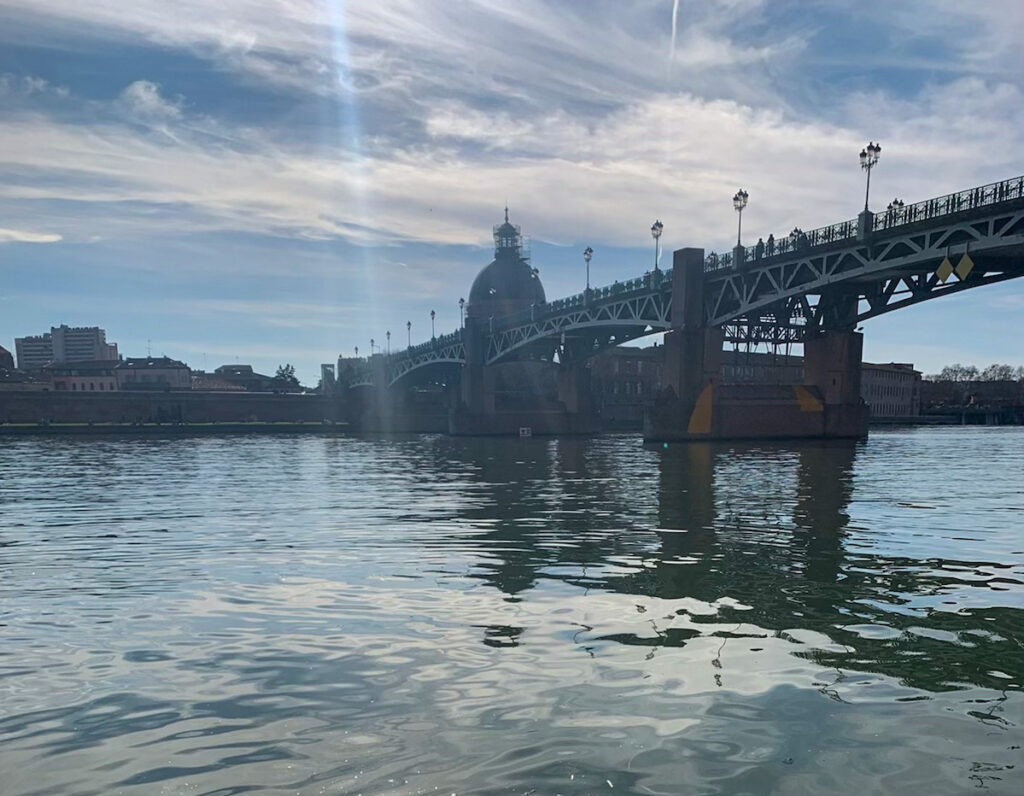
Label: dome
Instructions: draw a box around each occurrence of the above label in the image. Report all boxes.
[468,258,546,307]
[466,209,546,319]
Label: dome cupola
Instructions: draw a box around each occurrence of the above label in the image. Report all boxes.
[466,208,545,321]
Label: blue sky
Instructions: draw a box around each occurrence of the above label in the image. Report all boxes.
[1,0,1022,382]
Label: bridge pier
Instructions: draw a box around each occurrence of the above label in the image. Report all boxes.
[802,329,869,438]
[346,356,451,434]
[556,362,594,415]
[450,321,599,436]
[646,247,868,442]
[646,248,723,440]
[458,318,494,416]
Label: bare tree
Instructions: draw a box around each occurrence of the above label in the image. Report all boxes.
[980,364,1016,381]
[934,364,979,382]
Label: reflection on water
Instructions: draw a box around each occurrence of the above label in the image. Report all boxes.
[0,428,1021,795]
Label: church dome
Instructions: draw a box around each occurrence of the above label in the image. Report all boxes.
[466,209,545,319]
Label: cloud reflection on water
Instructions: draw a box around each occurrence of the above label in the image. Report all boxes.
[0,429,1021,794]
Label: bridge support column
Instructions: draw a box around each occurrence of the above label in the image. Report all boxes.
[450,321,599,437]
[459,364,496,416]
[456,319,496,416]
[803,330,868,438]
[557,363,593,416]
[857,209,873,242]
[646,248,724,441]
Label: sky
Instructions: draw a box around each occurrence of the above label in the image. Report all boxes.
[1,0,1022,383]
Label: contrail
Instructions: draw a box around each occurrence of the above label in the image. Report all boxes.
[670,0,680,64]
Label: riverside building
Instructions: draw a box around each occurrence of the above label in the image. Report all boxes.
[14,325,118,370]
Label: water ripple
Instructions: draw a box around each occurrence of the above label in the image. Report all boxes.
[1,428,1022,794]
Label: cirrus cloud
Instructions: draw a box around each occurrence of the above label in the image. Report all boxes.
[0,227,63,243]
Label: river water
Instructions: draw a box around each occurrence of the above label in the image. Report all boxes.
[1,427,1021,795]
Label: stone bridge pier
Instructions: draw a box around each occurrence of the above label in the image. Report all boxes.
[451,316,599,436]
[347,355,451,434]
[645,247,867,442]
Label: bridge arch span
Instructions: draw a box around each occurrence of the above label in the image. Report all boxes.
[485,288,672,365]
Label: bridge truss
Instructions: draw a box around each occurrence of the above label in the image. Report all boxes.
[485,288,672,365]
[705,185,1024,341]
[348,175,1024,388]
[388,337,466,385]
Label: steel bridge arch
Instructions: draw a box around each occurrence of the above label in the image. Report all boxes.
[381,337,466,388]
[347,176,1024,388]
[705,202,1024,329]
[485,289,673,364]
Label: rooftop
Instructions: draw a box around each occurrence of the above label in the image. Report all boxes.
[119,356,189,370]
[42,359,120,373]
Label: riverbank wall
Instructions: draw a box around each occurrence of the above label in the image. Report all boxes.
[0,390,344,426]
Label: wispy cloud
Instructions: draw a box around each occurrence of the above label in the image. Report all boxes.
[117,80,183,121]
[2,73,1019,258]
[0,1,1021,373]
[0,227,63,243]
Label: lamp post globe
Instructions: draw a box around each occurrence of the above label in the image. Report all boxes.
[650,220,663,271]
[860,141,881,212]
[733,189,749,247]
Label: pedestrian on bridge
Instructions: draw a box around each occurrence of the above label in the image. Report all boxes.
[767,234,775,256]
[755,238,765,260]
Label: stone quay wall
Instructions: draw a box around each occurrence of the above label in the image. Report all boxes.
[0,390,344,425]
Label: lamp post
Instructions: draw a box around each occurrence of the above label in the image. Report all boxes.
[385,330,391,355]
[583,246,593,292]
[370,338,375,355]
[733,189,749,247]
[859,141,881,212]
[651,220,663,271]
[458,297,465,327]
[406,320,411,348]
[430,310,436,339]
[354,345,359,358]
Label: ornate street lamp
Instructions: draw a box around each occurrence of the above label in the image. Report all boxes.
[385,330,391,355]
[733,189,749,247]
[354,345,359,358]
[406,320,411,348]
[651,220,663,271]
[583,246,593,292]
[430,309,436,339]
[370,338,375,354]
[458,297,465,327]
[859,141,881,211]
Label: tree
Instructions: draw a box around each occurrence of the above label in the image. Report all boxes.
[927,363,1024,383]
[933,364,979,382]
[274,363,300,387]
[980,364,1016,381]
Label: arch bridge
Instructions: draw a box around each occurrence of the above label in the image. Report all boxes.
[349,173,1024,393]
